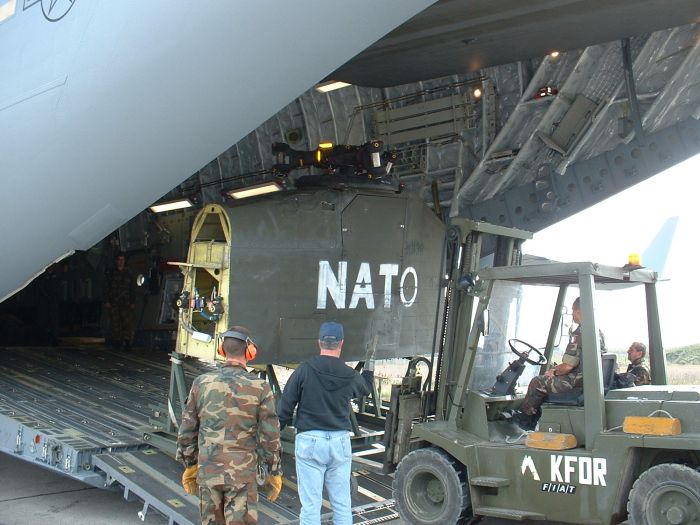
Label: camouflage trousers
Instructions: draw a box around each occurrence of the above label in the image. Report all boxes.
[200,481,258,525]
[519,373,582,415]
[109,305,133,344]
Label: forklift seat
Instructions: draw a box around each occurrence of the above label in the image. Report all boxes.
[545,353,617,406]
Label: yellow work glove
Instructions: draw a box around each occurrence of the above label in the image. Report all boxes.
[181,465,198,495]
[266,473,283,502]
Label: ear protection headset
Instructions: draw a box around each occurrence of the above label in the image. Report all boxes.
[218,330,258,361]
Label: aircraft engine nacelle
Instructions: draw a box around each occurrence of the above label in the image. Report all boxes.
[173,187,445,364]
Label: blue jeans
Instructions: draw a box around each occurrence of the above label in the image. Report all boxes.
[295,430,352,525]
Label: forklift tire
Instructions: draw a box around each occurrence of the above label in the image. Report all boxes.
[393,447,471,525]
[627,463,700,524]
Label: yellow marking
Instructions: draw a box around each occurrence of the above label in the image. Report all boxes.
[623,416,681,436]
[526,432,577,450]
[167,499,185,508]
[282,479,332,510]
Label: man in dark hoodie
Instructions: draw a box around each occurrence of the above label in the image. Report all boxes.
[277,321,374,525]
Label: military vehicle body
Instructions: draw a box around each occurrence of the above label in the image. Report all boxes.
[173,186,445,364]
[389,244,700,524]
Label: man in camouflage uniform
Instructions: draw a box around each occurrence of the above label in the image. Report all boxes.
[624,341,651,386]
[513,297,605,431]
[104,253,136,350]
[176,326,282,525]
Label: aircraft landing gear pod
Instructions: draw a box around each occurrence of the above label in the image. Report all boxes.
[171,188,445,367]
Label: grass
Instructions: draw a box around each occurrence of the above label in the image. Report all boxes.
[667,364,700,385]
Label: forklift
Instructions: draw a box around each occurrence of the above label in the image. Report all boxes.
[384,220,700,524]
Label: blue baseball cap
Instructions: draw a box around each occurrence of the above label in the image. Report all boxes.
[319,321,344,343]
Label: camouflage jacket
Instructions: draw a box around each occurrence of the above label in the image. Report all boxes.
[560,326,607,379]
[105,268,135,306]
[626,357,651,386]
[176,362,281,485]
[561,326,583,378]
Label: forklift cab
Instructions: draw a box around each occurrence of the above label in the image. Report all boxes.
[444,261,667,448]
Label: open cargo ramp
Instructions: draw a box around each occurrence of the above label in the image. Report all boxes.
[0,345,399,523]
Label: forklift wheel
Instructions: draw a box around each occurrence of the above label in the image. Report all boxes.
[393,447,471,525]
[628,463,700,524]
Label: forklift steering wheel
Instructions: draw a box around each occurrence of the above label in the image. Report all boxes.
[508,339,547,366]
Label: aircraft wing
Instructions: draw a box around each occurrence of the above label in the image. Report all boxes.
[0,0,435,302]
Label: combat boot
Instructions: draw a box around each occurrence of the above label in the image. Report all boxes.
[511,410,538,431]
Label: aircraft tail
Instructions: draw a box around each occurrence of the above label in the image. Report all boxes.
[641,216,679,278]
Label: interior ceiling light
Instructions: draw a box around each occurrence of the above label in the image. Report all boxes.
[550,51,561,58]
[473,87,483,99]
[315,80,352,93]
[227,181,282,200]
[149,198,193,213]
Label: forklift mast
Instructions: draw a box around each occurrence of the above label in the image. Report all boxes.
[384,219,532,471]
[435,220,533,422]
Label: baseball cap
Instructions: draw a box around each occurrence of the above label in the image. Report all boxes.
[319,321,344,343]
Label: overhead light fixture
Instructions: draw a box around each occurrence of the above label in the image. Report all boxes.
[315,80,352,93]
[473,87,483,99]
[149,198,193,213]
[550,51,561,58]
[227,181,282,200]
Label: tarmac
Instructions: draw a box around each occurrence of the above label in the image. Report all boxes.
[0,451,164,525]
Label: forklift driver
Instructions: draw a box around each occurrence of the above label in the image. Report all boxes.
[512,297,596,431]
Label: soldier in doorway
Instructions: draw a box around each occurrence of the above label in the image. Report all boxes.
[104,253,136,350]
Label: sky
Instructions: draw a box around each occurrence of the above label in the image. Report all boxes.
[523,153,700,349]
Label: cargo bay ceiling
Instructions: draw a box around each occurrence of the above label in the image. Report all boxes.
[3,0,700,301]
[165,0,700,242]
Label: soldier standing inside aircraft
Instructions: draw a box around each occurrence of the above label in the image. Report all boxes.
[512,297,606,431]
[176,326,282,525]
[104,253,136,350]
[277,321,374,525]
[624,341,651,385]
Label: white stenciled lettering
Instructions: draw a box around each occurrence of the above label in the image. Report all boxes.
[349,263,374,309]
[317,261,419,310]
[379,264,399,309]
[564,456,576,484]
[593,458,607,487]
[551,455,563,483]
[317,261,347,309]
[549,455,607,487]
[521,455,540,480]
[578,457,592,485]
[400,267,418,307]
